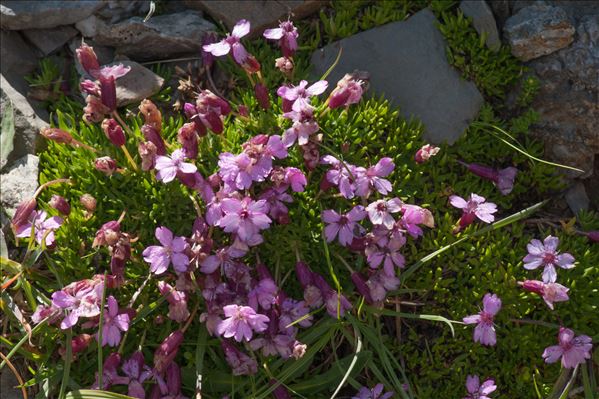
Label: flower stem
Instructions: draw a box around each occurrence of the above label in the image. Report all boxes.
[112,110,135,137]
[33,178,72,198]
[120,145,138,171]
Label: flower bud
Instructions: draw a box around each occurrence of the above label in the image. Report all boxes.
[270,379,291,399]
[275,57,293,75]
[94,156,118,176]
[139,99,162,133]
[242,54,261,74]
[99,75,116,112]
[141,124,166,155]
[80,194,97,213]
[80,79,99,96]
[351,272,374,304]
[83,95,110,123]
[520,280,545,295]
[301,141,320,170]
[414,144,440,164]
[154,330,184,373]
[328,73,364,109]
[254,83,270,110]
[49,195,71,216]
[101,119,126,147]
[93,220,121,247]
[166,363,183,395]
[76,44,100,76]
[586,231,599,243]
[177,122,198,159]
[11,198,37,232]
[237,105,249,117]
[295,261,313,288]
[138,141,157,171]
[41,127,74,144]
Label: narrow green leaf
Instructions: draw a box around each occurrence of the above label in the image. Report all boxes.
[365,306,460,337]
[66,390,134,399]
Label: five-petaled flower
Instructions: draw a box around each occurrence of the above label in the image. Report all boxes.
[523,235,575,283]
[263,20,299,58]
[463,293,501,346]
[542,327,592,368]
[277,80,328,112]
[15,210,63,247]
[100,296,130,347]
[520,280,569,310]
[143,226,189,274]
[203,19,251,65]
[216,304,270,342]
[464,375,497,399]
[322,206,366,246]
[450,193,497,231]
[155,149,198,183]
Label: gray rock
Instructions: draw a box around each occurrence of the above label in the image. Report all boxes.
[83,12,216,61]
[0,1,104,30]
[0,30,39,82]
[311,8,483,145]
[0,368,21,399]
[0,154,39,217]
[504,3,575,61]
[185,0,324,36]
[1,75,49,171]
[459,1,501,50]
[109,61,164,107]
[565,181,590,214]
[22,26,79,55]
[95,0,150,24]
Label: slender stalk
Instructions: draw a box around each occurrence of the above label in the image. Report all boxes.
[58,328,73,399]
[120,145,138,171]
[112,111,135,137]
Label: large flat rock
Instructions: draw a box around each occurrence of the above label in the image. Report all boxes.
[311,8,483,145]
[0,154,39,217]
[112,61,164,107]
[0,0,104,30]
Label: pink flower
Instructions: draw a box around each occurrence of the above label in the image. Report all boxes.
[277,80,328,112]
[450,193,497,231]
[187,90,232,135]
[352,383,393,399]
[414,144,440,164]
[322,206,366,246]
[460,161,518,195]
[219,197,272,243]
[51,277,104,329]
[155,149,197,183]
[100,296,130,347]
[354,157,394,198]
[263,20,299,58]
[523,236,575,283]
[15,210,62,247]
[463,293,501,346]
[203,19,251,65]
[142,226,189,274]
[216,304,270,342]
[399,204,435,238]
[158,282,190,323]
[464,375,496,399]
[321,155,357,199]
[366,198,403,228]
[520,280,569,310]
[221,340,258,375]
[543,327,592,368]
[121,351,152,399]
[364,236,406,277]
[328,73,364,109]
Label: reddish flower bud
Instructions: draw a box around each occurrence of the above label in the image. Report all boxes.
[76,44,100,76]
[99,75,116,111]
[138,141,157,171]
[80,194,97,212]
[49,195,70,216]
[141,124,166,155]
[328,73,364,109]
[521,280,545,295]
[585,231,599,243]
[207,173,222,188]
[101,119,126,147]
[166,363,183,396]
[11,198,37,232]
[139,99,162,133]
[237,105,249,117]
[94,156,118,176]
[80,79,100,96]
[72,333,93,353]
[254,83,270,110]
[301,141,320,170]
[242,54,261,74]
[41,127,74,145]
[154,330,184,373]
[414,144,440,164]
[177,122,198,159]
[351,272,374,304]
[274,57,293,75]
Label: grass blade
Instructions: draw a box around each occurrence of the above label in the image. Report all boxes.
[0,318,47,370]
[366,306,461,337]
[330,327,363,399]
[59,328,73,399]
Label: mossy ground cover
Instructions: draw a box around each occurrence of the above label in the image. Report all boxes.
[3,1,598,398]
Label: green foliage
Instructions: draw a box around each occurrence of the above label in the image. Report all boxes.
[438,11,523,99]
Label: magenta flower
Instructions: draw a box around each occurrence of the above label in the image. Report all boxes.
[460,161,518,195]
[321,155,356,198]
[322,206,366,246]
[365,236,406,277]
[277,80,328,112]
[352,383,393,399]
[543,327,592,368]
[463,293,501,346]
[92,353,128,390]
[143,226,189,274]
[328,73,364,109]
[100,296,130,347]
[203,19,251,64]
[200,244,246,274]
[366,270,400,302]
[187,90,232,135]
[121,351,152,399]
[219,197,272,243]
[450,193,497,231]
[354,157,394,198]
[523,235,575,283]
[284,167,307,192]
[464,375,497,399]
[51,278,104,329]
[520,280,569,310]
[399,204,435,238]
[216,304,270,342]
[155,149,197,183]
[414,144,440,164]
[366,198,403,228]
[15,210,62,247]
[263,20,299,58]
[158,281,190,323]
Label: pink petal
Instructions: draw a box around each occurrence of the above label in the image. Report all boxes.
[156,166,177,183]
[542,345,563,363]
[543,235,559,252]
[322,210,340,223]
[449,195,467,209]
[463,314,481,324]
[263,28,283,40]
[171,253,189,273]
[155,226,173,246]
[556,253,575,269]
[542,265,557,283]
[306,80,328,96]
[203,40,231,56]
[232,42,248,64]
[232,19,251,38]
[324,223,339,243]
[171,236,187,252]
[482,293,501,316]
[526,239,545,255]
[179,162,197,174]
